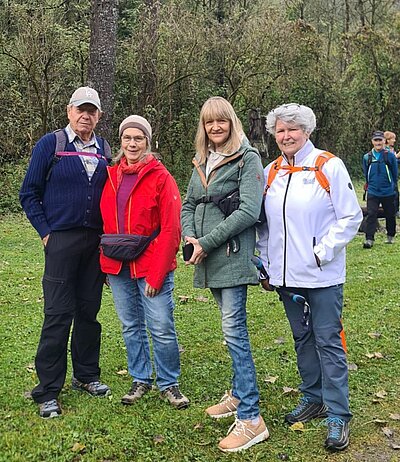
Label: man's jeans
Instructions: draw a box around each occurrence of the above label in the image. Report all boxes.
[108,268,180,391]
[210,285,260,420]
[281,284,352,421]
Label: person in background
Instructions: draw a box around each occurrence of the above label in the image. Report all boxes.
[384,130,400,217]
[100,115,189,409]
[362,131,398,247]
[257,103,362,451]
[20,86,111,419]
[181,97,268,452]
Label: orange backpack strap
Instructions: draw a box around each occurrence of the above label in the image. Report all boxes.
[314,151,335,193]
[265,156,283,194]
[192,158,208,189]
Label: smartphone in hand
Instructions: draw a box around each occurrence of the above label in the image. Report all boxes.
[182,243,194,261]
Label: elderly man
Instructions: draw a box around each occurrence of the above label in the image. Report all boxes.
[20,87,112,418]
[362,130,398,248]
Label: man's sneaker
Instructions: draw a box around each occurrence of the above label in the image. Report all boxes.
[39,399,62,419]
[206,390,239,419]
[160,385,189,409]
[71,377,111,397]
[386,235,395,244]
[285,397,328,424]
[363,239,374,249]
[324,417,350,451]
[121,381,152,405]
[218,416,269,452]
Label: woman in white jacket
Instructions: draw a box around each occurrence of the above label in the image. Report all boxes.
[257,103,362,452]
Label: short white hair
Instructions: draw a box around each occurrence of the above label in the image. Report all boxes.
[266,103,316,136]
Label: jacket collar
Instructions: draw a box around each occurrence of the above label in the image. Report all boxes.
[282,139,314,165]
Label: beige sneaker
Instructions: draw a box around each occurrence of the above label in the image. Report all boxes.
[206,390,239,419]
[218,416,269,452]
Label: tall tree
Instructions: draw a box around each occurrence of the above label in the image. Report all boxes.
[88,0,119,141]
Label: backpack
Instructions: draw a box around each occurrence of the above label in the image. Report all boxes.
[264,151,335,195]
[46,129,112,180]
[363,149,394,200]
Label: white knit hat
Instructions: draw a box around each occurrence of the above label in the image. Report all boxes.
[119,115,152,141]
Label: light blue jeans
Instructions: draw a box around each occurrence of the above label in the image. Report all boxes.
[281,284,352,421]
[108,267,180,391]
[210,285,260,420]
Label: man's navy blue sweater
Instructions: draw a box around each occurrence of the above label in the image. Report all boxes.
[20,130,110,238]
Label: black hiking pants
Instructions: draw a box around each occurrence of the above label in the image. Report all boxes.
[365,194,396,240]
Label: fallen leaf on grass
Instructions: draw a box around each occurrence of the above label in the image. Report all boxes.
[282,387,298,395]
[264,375,278,384]
[390,442,400,449]
[23,391,32,400]
[178,344,185,353]
[382,427,394,438]
[26,363,35,373]
[368,332,381,339]
[116,369,128,375]
[153,435,165,444]
[372,419,387,424]
[274,337,285,344]
[195,296,209,302]
[390,414,400,420]
[71,442,85,453]
[348,363,358,371]
[193,423,203,430]
[290,422,305,432]
[178,295,190,303]
[375,391,388,399]
[277,453,290,460]
[365,352,384,359]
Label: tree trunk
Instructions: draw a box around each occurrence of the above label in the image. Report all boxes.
[88,0,119,141]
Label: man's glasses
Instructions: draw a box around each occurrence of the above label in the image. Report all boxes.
[121,135,147,143]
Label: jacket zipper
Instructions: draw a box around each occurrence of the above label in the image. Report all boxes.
[282,173,292,287]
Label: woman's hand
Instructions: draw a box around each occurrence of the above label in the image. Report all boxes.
[260,278,274,291]
[184,236,207,265]
[145,282,160,298]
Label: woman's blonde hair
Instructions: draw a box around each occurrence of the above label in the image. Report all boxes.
[195,97,243,164]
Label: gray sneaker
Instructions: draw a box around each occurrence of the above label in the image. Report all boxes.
[363,239,374,249]
[121,381,152,405]
[285,397,328,424]
[71,377,111,397]
[325,417,350,451]
[160,386,189,409]
[39,399,62,419]
[385,235,394,244]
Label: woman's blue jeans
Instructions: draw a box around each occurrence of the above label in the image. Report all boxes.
[210,285,260,420]
[281,284,352,421]
[108,267,180,391]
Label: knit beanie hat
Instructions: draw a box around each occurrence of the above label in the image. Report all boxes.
[119,115,152,141]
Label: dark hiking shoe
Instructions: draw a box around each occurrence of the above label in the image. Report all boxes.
[324,417,350,451]
[121,381,152,405]
[285,397,328,424]
[71,377,111,397]
[160,385,189,409]
[39,399,62,419]
[363,239,374,249]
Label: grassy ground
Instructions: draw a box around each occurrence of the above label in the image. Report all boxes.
[0,203,399,462]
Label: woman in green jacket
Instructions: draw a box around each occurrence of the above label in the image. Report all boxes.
[181,97,268,452]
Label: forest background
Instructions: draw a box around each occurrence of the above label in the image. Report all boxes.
[1,0,400,213]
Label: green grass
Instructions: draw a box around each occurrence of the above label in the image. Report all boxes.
[0,202,399,461]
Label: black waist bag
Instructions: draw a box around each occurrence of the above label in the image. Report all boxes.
[100,228,160,262]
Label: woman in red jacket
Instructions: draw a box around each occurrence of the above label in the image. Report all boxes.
[100,115,189,409]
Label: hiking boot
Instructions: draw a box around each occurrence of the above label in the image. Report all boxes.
[285,397,328,424]
[218,416,269,452]
[206,390,239,419]
[324,417,350,451]
[386,235,395,244]
[363,239,374,249]
[121,381,151,405]
[160,385,189,409]
[39,399,62,419]
[71,377,111,397]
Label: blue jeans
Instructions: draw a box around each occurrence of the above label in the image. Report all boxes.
[108,268,180,391]
[281,284,352,421]
[210,285,260,420]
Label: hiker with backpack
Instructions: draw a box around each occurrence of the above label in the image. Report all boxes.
[362,131,398,248]
[181,97,269,452]
[256,103,362,451]
[19,87,112,418]
[384,130,400,218]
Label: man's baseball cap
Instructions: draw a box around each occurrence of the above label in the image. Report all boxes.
[69,86,101,111]
[372,130,384,140]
